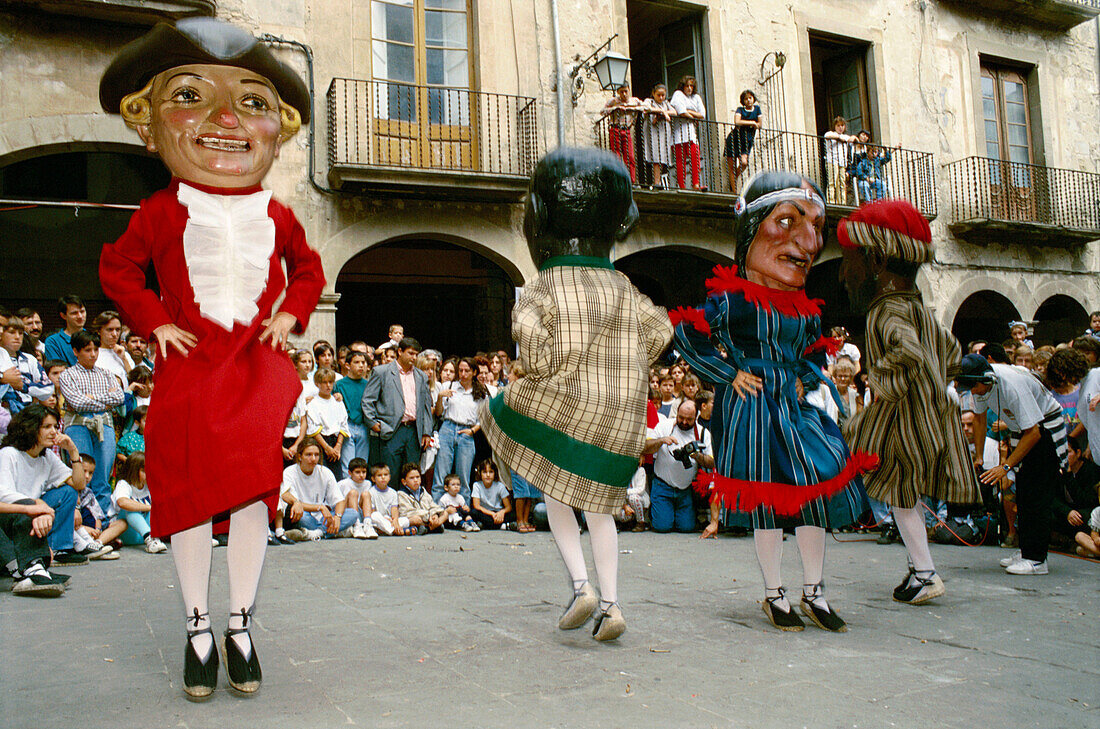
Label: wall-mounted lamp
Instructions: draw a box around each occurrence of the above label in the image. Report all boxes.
[569,34,631,106]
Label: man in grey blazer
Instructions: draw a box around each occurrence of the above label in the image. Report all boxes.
[361,337,434,480]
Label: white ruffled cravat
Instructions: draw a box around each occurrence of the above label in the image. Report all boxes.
[178,183,276,332]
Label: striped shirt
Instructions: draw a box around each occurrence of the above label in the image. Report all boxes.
[972,363,1068,468]
[59,364,126,414]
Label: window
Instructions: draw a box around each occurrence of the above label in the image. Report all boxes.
[809,35,871,136]
[980,61,1039,219]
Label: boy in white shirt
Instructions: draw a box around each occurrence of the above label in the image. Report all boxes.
[306,368,349,479]
[282,438,358,541]
[438,473,479,531]
[367,463,413,536]
[336,457,378,539]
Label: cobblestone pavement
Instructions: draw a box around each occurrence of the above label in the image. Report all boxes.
[2,529,1096,729]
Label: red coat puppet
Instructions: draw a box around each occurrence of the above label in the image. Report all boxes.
[98,18,324,699]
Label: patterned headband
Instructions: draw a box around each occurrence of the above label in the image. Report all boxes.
[734,186,824,217]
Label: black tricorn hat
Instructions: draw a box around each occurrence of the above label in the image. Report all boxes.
[99,17,310,124]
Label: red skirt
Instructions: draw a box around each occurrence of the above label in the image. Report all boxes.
[144,322,300,538]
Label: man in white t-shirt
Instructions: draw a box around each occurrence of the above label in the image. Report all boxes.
[643,400,714,533]
[957,354,1066,575]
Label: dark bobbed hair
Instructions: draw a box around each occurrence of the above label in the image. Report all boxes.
[734,170,825,271]
[1,403,60,452]
[118,451,146,486]
[475,458,497,478]
[348,457,368,473]
[739,88,756,106]
[71,330,98,352]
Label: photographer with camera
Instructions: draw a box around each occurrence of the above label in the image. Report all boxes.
[643,401,713,533]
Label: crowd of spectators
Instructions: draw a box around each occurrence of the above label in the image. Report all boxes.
[2,296,1098,598]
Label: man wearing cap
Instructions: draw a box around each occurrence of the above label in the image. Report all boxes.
[98,18,325,699]
[839,199,980,603]
[954,352,1067,575]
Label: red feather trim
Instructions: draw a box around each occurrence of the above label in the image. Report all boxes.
[804,335,840,357]
[704,265,824,318]
[693,451,880,517]
[669,306,711,335]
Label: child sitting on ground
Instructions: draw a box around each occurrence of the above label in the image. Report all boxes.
[305,368,349,478]
[71,453,122,559]
[367,463,413,536]
[282,438,358,541]
[116,405,147,464]
[471,459,514,530]
[111,451,167,553]
[396,463,448,533]
[438,473,479,531]
[337,457,378,539]
[1077,496,1100,558]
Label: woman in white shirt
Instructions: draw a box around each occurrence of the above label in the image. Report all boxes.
[92,311,135,388]
[669,76,707,191]
[432,357,487,502]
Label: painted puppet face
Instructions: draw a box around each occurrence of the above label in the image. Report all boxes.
[744,189,825,292]
[139,64,283,188]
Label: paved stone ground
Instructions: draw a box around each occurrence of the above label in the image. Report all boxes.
[2,529,1096,729]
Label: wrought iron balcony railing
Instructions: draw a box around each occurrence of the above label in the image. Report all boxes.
[941,0,1099,31]
[327,78,540,196]
[946,155,1100,244]
[595,114,937,218]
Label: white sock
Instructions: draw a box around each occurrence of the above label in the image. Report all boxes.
[795,525,829,609]
[24,561,48,578]
[585,511,618,606]
[171,521,214,662]
[73,529,91,551]
[892,505,936,573]
[754,528,787,610]
[545,496,589,590]
[227,500,269,660]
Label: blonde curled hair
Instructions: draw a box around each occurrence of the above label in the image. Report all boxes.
[119,73,302,142]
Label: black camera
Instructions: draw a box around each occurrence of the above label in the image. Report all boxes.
[671,441,705,468]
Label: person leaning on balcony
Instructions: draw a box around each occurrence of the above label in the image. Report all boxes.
[726,89,762,195]
[823,116,856,205]
[642,83,673,189]
[602,84,642,184]
[855,143,900,203]
[846,130,871,200]
[670,76,707,191]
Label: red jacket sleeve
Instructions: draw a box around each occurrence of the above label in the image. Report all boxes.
[99,202,173,339]
[273,205,326,333]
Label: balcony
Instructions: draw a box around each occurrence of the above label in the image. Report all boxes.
[3,0,215,24]
[947,156,1100,246]
[942,0,1100,32]
[594,116,938,221]
[327,79,540,203]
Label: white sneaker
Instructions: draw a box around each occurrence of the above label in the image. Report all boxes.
[1005,558,1048,575]
[364,523,379,539]
[999,550,1022,568]
[337,526,356,539]
[144,537,168,554]
[469,521,481,532]
[86,542,119,561]
[306,528,324,542]
[351,523,367,539]
[461,521,475,532]
[211,538,220,547]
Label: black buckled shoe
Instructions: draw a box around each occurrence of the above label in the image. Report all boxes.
[892,568,945,605]
[224,606,262,695]
[183,609,218,700]
[761,587,804,632]
[799,583,848,632]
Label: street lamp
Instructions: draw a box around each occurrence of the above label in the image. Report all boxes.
[569,34,631,106]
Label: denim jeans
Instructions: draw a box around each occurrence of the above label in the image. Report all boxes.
[294,508,360,537]
[432,420,476,503]
[67,420,116,517]
[42,486,77,551]
[339,421,370,478]
[650,476,695,533]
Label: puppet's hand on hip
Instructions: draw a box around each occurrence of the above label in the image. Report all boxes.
[260,312,298,351]
[153,323,197,359]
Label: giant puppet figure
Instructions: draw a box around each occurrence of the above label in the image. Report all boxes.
[838,199,980,603]
[672,171,875,633]
[98,19,325,698]
[481,148,672,642]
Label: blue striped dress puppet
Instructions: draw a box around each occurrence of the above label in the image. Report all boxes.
[672,171,876,633]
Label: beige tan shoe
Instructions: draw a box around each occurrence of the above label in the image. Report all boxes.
[558,582,598,630]
[592,603,626,642]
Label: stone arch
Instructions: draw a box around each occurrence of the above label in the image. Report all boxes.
[940,274,1021,331]
[1032,294,1089,346]
[1026,280,1094,321]
[951,289,1021,349]
[0,113,138,166]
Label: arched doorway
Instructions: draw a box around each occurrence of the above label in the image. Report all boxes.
[0,146,169,319]
[951,290,1021,349]
[614,246,731,310]
[335,239,520,357]
[1033,294,1088,346]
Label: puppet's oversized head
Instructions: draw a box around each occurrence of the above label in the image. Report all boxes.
[523,147,639,267]
[734,171,826,292]
[100,18,310,189]
[837,198,933,312]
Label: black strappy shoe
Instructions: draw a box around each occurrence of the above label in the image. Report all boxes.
[183,608,218,700]
[761,587,804,632]
[223,606,262,694]
[892,568,945,605]
[800,583,848,632]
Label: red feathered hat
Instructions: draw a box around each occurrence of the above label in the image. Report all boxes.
[837,199,933,264]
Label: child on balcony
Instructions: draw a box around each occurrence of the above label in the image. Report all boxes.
[726,89,762,195]
[642,84,673,189]
[602,84,642,184]
[855,143,899,203]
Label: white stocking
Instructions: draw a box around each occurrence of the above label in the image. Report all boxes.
[753,528,787,610]
[227,500,269,659]
[544,496,589,591]
[171,520,213,661]
[585,511,618,608]
[795,525,828,609]
[892,505,935,574]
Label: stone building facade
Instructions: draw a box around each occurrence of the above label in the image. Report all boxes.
[1,0,1099,351]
